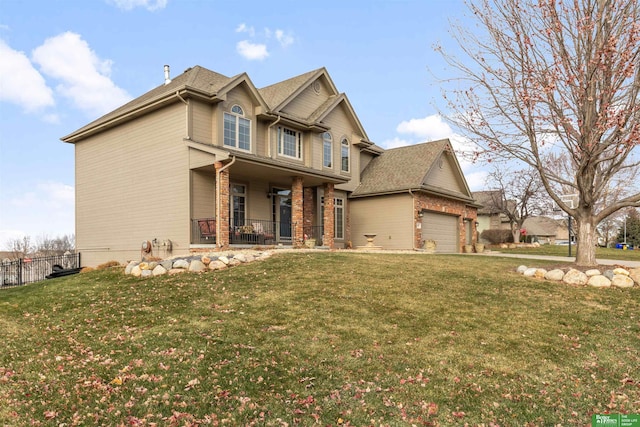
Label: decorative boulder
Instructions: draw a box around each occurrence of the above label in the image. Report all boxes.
[228,258,242,266]
[611,275,635,288]
[234,253,248,263]
[131,265,142,277]
[168,268,186,275]
[218,256,230,265]
[613,267,630,276]
[173,259,190,269]
[152,265,167,276]
[562,269,588,286]
[141,269,153,278]
[585,269,601,277]
[603,270,615,280]
[201,256,211,266]
[208,260,227,271]
[160,260,173,271]
[630,268,640,285]
[125,261,138,275]
[188,260,206,272]
[534,268,547,279]
[517,265,528,274]
[587,275,611,288]
[523,268,538,277]
[544,269,565,281]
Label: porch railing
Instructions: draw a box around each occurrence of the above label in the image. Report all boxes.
[1,253,81,288]
[192,218,302,246]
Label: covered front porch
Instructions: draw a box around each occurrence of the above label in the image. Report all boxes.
[188,142,346,249]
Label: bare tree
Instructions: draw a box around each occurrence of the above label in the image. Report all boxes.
[35,234,76,256]
[9,236,34,259]
[437,0,640,266]
[484,165,548,243]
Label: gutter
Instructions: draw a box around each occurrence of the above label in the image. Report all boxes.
[176,91,190,140]
[266,115,282,158]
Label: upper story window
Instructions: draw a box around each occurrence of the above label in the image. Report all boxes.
[322,132,332,168]
[278,126,302,159]
[224,105,251,151]
[341,138,350,172]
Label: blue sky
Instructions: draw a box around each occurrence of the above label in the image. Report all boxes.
[0,0,484,248]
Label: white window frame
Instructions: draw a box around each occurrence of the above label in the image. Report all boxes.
[341,138,350,172]
[230,183,247,228]
[322,132,332,168]
[278,126,303,159]
[335,198,344,239]
[224,105,251,151]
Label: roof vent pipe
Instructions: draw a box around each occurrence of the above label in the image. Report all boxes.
[164,65,171,85]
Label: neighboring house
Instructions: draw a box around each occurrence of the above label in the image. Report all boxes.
[472,190,512,235]
[521,216,566,244]
[62,65,478,266]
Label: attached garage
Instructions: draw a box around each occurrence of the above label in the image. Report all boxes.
[421,212,459,253]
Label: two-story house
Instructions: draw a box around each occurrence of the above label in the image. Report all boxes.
[62,65,478,266]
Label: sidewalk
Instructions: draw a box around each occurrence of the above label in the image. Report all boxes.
[474,251,640,268]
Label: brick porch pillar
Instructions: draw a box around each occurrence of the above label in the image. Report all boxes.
[323,183,335,249]
[292,176,304,248]
[215,161,230,249]
[303,187,314,239]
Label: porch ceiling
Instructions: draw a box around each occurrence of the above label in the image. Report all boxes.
[229,156,348,187]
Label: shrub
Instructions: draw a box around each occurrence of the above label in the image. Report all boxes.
[480,229,514,244]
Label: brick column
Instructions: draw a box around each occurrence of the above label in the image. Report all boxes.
[215,162,230,249]
[292,176,304,248]
[303,187,314,239]
[323,183,335,249]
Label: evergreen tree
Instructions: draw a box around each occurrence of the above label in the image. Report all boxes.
[617,209,640,247]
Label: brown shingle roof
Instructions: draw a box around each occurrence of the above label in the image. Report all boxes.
[258,68,323,110]
[62,66,232,141]
[352,139,472,198]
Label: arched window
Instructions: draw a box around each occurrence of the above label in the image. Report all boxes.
[224,105,251,151]
[341,138,350,172]
[323,132,332,168]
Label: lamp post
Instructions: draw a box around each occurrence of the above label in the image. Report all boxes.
[560,194,578,258]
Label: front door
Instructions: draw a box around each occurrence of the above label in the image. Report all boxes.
[273,188,292,242]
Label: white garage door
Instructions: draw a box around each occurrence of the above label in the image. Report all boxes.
[422,212,458,253]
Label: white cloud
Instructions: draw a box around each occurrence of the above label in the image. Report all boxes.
[396,114,453,140]
[236,40,269,61]
[107,0,167,11]
[236,23,255,37]
[32,32,132,118]
[380,137,412,149]
[0,39,55,112]
[275,29,294,47]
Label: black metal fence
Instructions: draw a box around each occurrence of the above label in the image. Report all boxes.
[1,253,81,288]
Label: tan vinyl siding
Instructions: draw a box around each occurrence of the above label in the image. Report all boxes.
[280,78,330,119]
[323,104,362,192]
[349,194,413,249]
[75,103,190,266]
[246,180,271,220]
[192,101,213,144]
[424,153,466,194]
[191,169,215,220]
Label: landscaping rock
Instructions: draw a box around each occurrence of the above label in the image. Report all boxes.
[603,270,614,280]
[587,275,611,288]
[218,256,230,265]
[585,269,601,277]
[208,260,227,271]
[125,261,137,275]
[613,267,630,276]
[534,268,547,279]
[173,259,190,269]
[234,253,248,263]
[152,265,167,276]
[611,275,635,288]
[517,265,528,274]
[139,262,150,270]
[131,265,142,277]
[630,268,640,285]
[545,269,565,281]
[523,267,538,277]
[201,256,211,266]
[160,260,173,271]
[189,260,206,272]
[141,269,153,278]
[228,258,242,266]
[563,269,588,285]
[168,268,186,275]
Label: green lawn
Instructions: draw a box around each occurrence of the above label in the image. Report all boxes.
[1,252,639,426]
[492,244,640,262]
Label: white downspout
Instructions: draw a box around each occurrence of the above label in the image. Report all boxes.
[176,91,190,140]
[216,156,236,247]
[267,115,282,158]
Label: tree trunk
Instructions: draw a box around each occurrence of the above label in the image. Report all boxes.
[574,216,598,267]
